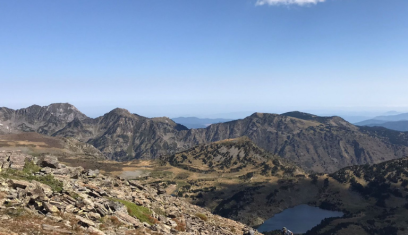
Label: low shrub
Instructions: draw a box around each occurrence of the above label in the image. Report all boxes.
[195,213,208,221]
[109,198,156,225]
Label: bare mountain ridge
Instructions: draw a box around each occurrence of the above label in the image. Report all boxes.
[2,104,408,173]
[0,103,87,135]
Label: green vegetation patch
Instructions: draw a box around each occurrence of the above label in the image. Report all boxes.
[195,213,208,221]
[109,198,155,224]
[0,161,63,193]
[149,170,173,179]
[175,172,190,180]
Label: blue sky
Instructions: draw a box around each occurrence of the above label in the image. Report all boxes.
[0,0,407,119]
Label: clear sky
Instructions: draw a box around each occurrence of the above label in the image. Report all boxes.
[1,0,407,118]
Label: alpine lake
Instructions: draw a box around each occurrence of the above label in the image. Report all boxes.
[256,204,344,234]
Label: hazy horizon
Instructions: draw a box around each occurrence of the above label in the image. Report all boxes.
[1,0,407,121]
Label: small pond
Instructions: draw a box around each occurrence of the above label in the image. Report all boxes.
[256,204,344,234]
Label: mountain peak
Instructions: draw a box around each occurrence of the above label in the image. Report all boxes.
[250,112,265,118]
[46,102,77,109]
[249,112,280,119]
[281,111,319,120]
[108,108,135,118]
[43,103,87,121]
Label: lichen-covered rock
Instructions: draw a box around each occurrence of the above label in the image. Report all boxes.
[43,202,59,213]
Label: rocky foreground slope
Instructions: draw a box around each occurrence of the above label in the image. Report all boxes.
[2,103,408,173]
[0,152,258,235]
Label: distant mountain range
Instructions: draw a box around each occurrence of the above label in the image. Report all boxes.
[1,103,408,173]
[355,112,408,131]
[171,117,233,129]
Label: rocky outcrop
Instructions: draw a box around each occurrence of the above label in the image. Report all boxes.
[0,151,33,170]
[0,153,259,235]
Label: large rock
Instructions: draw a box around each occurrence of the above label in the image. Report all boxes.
[32,181,53,197]
[9,153,30,170]
[94,202,109,216]
[41,155,59,168]
[0,152,10,169]
[107,200,127,213]
[75,215,95,227]
[53,166,84,178]
[42,224,72,234]
[87,226,105,235]
[128,180,146,190]
[114,211,142,227]
[43,202,60,213]
[7,179,33,189]
[86,169,99,178]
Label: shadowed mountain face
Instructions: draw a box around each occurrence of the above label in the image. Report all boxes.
[2,105,408,173]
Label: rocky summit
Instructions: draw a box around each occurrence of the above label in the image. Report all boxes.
[0,152,258,235]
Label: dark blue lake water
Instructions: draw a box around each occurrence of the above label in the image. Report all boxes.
[257,204,344,234]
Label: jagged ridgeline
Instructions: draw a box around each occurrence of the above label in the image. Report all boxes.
[2,103,408,173]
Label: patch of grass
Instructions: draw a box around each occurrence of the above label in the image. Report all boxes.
[152,207,165,216]
[34,174,63,192]
[68,191,81,200]
[149,170,173,179]
[195,213,208,221]
[23,160,41,174]
[109,198,155,225]
[175,172,190,180]
[0,161,63,192]
[5,206,26,217]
